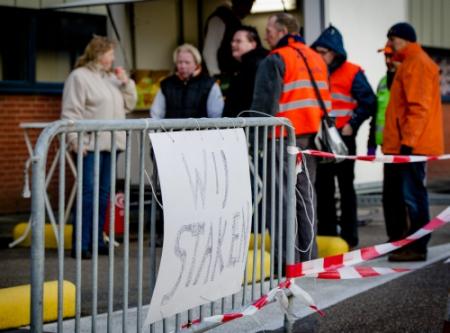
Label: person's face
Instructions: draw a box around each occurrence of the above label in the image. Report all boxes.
[315,46,335,66]
[176,50,197,80]
[385,54,396,72]
[265,16,286,49]
[231,30,257,61]
[98,48,115,71]
[387,36,408,52]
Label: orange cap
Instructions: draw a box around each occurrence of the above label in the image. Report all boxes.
[377,44,393,55]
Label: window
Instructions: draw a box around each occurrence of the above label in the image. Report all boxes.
[424,46,450,103]
[251,0,297,13]
[0,6,106,93]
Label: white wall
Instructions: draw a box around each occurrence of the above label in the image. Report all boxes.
[134,0,178,70]
[324,0,408,184]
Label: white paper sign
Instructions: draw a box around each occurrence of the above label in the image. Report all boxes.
[145,129,252,324]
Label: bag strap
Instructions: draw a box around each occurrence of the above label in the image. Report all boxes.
[289,45,333,125]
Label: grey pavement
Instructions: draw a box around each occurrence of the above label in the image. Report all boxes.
[1,203,449,333]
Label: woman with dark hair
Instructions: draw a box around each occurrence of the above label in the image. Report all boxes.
[61,35,137,259]
[223,25,268,117]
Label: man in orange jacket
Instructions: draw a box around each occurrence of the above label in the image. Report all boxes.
[311,25,376,249]
[382,22,444,261]
[251,13,331,262]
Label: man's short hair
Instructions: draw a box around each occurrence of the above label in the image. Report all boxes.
[236,25,262,47]
[271,13,299,34]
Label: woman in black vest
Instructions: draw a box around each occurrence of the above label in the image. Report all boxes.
[150,44,224,119]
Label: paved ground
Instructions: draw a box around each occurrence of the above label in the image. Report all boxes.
[261,253,449,333]
[299,261,449,332]
[1,199,449,332]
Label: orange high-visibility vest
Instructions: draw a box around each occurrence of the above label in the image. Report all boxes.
[329,62,360,129]
[272,41,331,136]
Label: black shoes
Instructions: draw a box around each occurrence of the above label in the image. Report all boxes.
[70,250,92,260]
[388,249,427,262]
[70,246,109,259]
[98,246,109,255]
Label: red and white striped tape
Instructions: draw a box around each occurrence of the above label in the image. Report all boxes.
[286,207,450,278]
[180,280,322,330]
[287,146,450,164]
[179,207,449,331]
[308,265,410,280]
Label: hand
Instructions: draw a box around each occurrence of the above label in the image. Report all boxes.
[367,146,376,156]
[399,145,413,155]
[69,140,88,156]
[341,124,353,136]
[114,66,129,84]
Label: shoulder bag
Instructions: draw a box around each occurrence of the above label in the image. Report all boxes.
[290,46,348,163]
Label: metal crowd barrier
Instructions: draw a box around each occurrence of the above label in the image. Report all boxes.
[30,117,297,333]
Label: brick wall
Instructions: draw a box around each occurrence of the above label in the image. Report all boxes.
[0,95,448,215]
[0,95,61,214]
[428,103,450,185]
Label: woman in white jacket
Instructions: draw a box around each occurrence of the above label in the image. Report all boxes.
[61,35,137,259]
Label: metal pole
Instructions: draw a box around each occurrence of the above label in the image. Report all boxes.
[30,153,46,333]
[284,125,297,333]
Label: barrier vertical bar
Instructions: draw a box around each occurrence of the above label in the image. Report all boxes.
[75,132,84,333]
[261,126,268,295]
[278,128,285,282]
[57,133,66,332]
[210,300,215,316]
[175,314,180,333]
[92,132,100,333]
[252,126,259,300]
[284,125,297,333]
[30,142,46,333]
[107,131,117,332]
[137,129,146,333]
[270,126,276,290]
[242,126,250,306]
[123,130,132,333]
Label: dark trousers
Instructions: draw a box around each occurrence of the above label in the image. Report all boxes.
[72,152,112,252]
[295,145,318,261]
[383,162,430,253]
[268,134,318,265]
[316,134,358,247]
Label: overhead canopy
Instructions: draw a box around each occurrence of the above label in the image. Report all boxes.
[42,0,149,10]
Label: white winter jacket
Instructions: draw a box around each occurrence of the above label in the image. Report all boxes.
[61,62,137,151]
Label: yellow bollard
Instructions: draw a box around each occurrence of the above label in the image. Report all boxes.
[248,231,272,253]
[12,223,72,249]
[316,235,349,258]
[245,250,271,283]
[0,280,76,330]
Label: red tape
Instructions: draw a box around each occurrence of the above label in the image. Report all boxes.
[286,263,303,278]
[299,149,450,164]
[222,313,243,323]
[323,254,344,271]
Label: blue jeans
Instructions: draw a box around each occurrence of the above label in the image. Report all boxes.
[73,152,112,252]
[383,162,430,253]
